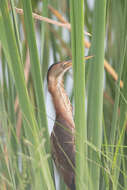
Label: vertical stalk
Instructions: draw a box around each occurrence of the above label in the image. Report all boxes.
[70,1,88,189]
[110,1,127,188]
[21,0,53,175]
[87,0,106,189]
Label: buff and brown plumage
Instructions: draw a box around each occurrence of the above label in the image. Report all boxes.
[47,61,75,189]
[47,57,91,189]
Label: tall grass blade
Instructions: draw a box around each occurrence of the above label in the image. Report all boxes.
[21,0,54,178]
[70,0,88,189]
[110,2,127,188]
[87,0,106,189]
[21,0,50,149]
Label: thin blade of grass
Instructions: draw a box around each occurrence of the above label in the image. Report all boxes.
[70,1,88,189]
[111,2,127,186]
[87,0,106,189]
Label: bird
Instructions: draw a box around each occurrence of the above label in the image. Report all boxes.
[47,56,92,190]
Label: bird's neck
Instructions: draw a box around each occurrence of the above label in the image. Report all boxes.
[49,80,75,128]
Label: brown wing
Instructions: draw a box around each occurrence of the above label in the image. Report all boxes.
[51,115,75,188]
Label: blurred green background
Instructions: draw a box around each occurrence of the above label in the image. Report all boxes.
[0,0,127,190]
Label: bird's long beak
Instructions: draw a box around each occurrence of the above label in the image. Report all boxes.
[63,55,93,69]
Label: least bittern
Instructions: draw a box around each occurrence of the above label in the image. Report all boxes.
[47,56,92,190]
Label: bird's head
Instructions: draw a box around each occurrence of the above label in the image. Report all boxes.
[47,60,72,81]
[47,60,72,92]
[47,55,93,93]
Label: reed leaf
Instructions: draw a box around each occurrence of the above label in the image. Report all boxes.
[87,0,106,189]
[70,0,88,189]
